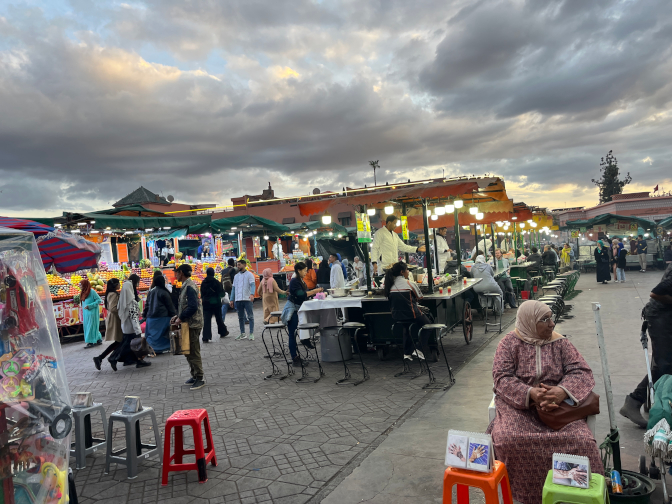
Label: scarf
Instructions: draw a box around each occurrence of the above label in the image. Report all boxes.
[262,268,274,292]
[514,300,562,346]
[80,279,92,303]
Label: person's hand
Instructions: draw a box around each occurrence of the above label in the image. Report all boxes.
[317,288,324,293]
[417,245,426,253]
[229,301,234,308]
[448,444,465,462]
[529,387,545,405]
[249,294,255,302]
[538,383,568,411]
[568,467,588,486]
[469,445,485,463]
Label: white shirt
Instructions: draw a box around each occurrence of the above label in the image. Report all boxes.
[371,227,417,267]
[272,242,285,265]
[231,269,256,302]
[330,261,345,288]
[434,234,451,268]
[353,260,365,280]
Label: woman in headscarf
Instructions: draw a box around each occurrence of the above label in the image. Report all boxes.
[200,267,227,342]
[487,301,602,504]
[594,240,611,284]
[94,278,122,370]
[142,275,176,353]
[109,274,150,370]
[81,279,103,348]
[257,268,286,323]
[560,243,573,269]
[471,255,504,314]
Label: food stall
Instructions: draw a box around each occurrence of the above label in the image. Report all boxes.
[0,228,75,503]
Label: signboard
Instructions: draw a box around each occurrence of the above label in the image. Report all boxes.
[630,222,638,232]
[401,216,409,240]
[356,213,372,243]
[116,243,129,263]
[570,230,579,238]
[580,227,587,232]
[222,242,234,252]
[53,292,148,327]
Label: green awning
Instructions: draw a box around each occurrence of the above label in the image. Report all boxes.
[189,215,289,235]
[658,216,672,229]
[91,205,166,216]
[285,221,348,235]
[77,213,211,230]
[564,213,658,235]
[23,217,56,227]
[145,228,190,240]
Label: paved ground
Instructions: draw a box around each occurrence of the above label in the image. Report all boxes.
[322,269,670,503]
[63,297,520,503]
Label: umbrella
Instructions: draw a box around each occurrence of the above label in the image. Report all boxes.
[0,218,101,273]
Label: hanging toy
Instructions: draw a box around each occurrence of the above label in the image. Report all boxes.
[36,462,67,504]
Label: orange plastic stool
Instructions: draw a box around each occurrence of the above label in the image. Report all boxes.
[162,409,217,485]
[443,460,513,504]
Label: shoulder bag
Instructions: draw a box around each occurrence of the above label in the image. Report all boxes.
[536,391,600,431]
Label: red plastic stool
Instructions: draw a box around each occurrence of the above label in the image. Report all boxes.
[162,409,217,485]
[443,460,513,503]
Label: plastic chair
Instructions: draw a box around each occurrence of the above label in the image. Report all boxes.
[443,459,513,503]
[541,470,608,504]
[70,403,108,469]
[162,409,217,485]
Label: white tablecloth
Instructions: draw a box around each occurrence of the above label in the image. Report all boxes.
[296,297,363,340]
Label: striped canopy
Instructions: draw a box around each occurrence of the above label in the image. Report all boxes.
[0,218,101,273]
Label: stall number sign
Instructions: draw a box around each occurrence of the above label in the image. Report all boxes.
[356,213,372,243]
[570,230,579,238]
[401,216,409,240]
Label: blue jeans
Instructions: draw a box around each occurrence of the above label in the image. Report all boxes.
[235,301,254,334]
[287,311,299,359]
[221,302,229,320]
[617,268,626,282]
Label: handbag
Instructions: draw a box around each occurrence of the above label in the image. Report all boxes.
[130,336,152,359]
[536,391,600,431]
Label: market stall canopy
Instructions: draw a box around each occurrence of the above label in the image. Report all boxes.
[91,205,167,217]
[657,216,672,229]
[285,221,348,236]
[69,213,211,231]
[563,213,658,236]
[0,218,101,273]
[190,215,289,235]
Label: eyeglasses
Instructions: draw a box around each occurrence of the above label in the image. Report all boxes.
[539,316,553,324]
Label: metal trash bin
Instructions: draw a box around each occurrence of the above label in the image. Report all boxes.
[320,326,353,362]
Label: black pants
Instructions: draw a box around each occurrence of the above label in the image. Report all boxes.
[401,313,432,355]
[202,304,226,341]
[109,333,139,364]
[631,309,672,403]
[97,341,120,360]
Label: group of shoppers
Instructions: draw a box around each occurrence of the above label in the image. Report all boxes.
[594,234,649,284]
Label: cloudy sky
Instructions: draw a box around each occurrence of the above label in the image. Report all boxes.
[1,0,671,217]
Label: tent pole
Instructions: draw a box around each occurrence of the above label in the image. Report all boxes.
[402,203,409,263]
[432,228,440,274]
[422,199,434,294]
[474,223,479,259]
[362,205,372,292]
[453,206,462,273]
[490,224,496,262]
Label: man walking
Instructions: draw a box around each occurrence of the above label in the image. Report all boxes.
[637,235,648,272]
[230,259,256,340]
[172,264,205,390]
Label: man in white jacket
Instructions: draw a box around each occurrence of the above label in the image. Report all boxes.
[329,254,345,288]
[434,227,452,274]
[371,215,425,268]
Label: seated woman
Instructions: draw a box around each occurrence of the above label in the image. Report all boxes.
[384,262,431,361]
[471,255,503,314]
[142,275,176,354]
[487,301,602,504]
[488,248,517,308]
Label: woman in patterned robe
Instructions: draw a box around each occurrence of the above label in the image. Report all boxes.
[487,301,602,504]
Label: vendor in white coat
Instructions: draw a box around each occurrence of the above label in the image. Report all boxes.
[371,215,426,268]
[328,254,345,288]
[271,240,285,266]
[434,227,452,274]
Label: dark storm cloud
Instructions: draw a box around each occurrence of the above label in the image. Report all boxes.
[0,0,671,215]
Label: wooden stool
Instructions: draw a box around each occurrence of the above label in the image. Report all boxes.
[542,471,608,504]
[443,460,513,504]
[162,409,217,485]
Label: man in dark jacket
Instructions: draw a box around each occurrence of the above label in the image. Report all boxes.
[526,247,542,268]
[172,264,205,390]
[201,267,227,341]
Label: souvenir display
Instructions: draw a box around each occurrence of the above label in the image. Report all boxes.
[0,228,73,503]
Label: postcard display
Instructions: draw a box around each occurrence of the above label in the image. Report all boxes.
[0,230,73,504]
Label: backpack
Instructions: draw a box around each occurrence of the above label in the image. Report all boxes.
[221,268,233,294]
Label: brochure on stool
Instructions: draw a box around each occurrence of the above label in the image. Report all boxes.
[552,453,591,489]
[445,430,493,472]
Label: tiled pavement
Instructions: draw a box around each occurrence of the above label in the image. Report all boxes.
[63,303,517,503]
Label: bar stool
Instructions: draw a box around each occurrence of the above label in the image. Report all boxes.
[263,311,285,359]
[443,460,513,504]
[391,322,422,378]
[542,471,607,504]
[269,310,282,323]
[162,409,217,485]
[295,323,325,384]
[104,406,162,479]
[336,322,369,386]
[261,323,293,381]
[70,403,108,469]
[482,293,502,333]
[417,324,455,390]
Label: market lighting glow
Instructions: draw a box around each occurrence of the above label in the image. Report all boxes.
[445,204,455,213]
[329,232,333,236]
[454,200,463,209]
[322,214,332,225]
[71,229,80,233]
[89,221,95,224]
[384,205,394,215]
[519,223,525,228]
[644,233,650,237]
[145,229,152,232]
[469,206,478,215]
[78,222,86,226]
[367,208,376,216]
[54,223,61,227]
[531,222,538,228]
[264,235,269,240]
[231,227,237,230]
[228,232,235,236]
[431,214,438,221]
[337,234,342,238]
[396,220,401,226]
[425,208,432,216]
[476,212,484,220]
[434,206,446,216]
[496,221,503,226]
[163,227,171,230]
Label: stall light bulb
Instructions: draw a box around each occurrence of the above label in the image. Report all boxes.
[454,200,464,209]
[476,212,484,220]
[589,233,593,236]
[264,235,269,240]
[531,222,538,228]
[338,234,342,238]
[435,206,446,216]
[384,205,394,215]
[367,208,376,216]
[507,232,511,236]
[329,232,333,236]
[431,214,438,221]
[512,217,517,220]
[163,227,170,230]
[445,204,455,213]
[469,206,478,215]
[496,221,503,227]
[229,232,235,236]
[425,208,432,216]
[519,223,525,229]
[644,233,650,237]
[630,234,633,237]
[322,214,332,225]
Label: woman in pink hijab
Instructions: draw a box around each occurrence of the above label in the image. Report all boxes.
[256,268,287,323]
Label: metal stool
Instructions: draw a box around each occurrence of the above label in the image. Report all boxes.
[336,322,370,386]
[104,406,162,479]
[70,403,108,469]
[261,322,293,380]
[269,310,282,324]
[263,313,284,359]
[391,322,422,378]
[418,324,455,390]
[482,293,502,333]
[295,323,325,383]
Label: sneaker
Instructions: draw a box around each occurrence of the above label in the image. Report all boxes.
[248,333,254,341]
[404,354,414,361]
[190,379,206,391]
[412,350,426,360]
[93,356,102,371]
[236,333,247,340]
[185,377,196,385]
[136,360,151,368]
